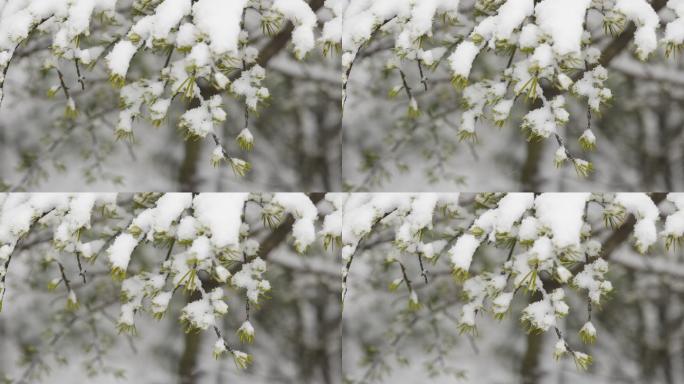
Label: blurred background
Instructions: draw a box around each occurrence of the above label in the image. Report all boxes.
[0,1,341,192]
[342,193,684,384]
[342,0,684,191]
[0,194,341,384]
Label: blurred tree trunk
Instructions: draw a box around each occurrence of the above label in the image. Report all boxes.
[521,332,543,384]
[178,140,202,191]
[520,292,544,384]
[178,331,203,384]
[178,291,203,384]
[520,141,543,191]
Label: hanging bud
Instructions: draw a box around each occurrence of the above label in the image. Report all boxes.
[553,339,567,360]
[237,321,255,344]
[579,321,597,344]
[232,350,253,370]
[211,146,225,168]
[579,130,596,151]
[66,290,79,311]
[229,158,251,177]
[236,129,254,151]
[572,351,593,371]
[213,339,227,360]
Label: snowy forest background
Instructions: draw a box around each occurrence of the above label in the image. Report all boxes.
[1,0,684,191]
[0,192,683,384]
[0,0,683,383]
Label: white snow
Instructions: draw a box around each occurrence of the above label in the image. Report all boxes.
[273,193,318,251]
[448,41,479,79]
[106,40,138,77]
[615,193,659,251]
[614,0,660,58]
[192,0,247,56]
[534,193,590,248]
[107,233,139,272]
[534,0,591,55]
[449,234,481,272]
[193,193,248,249]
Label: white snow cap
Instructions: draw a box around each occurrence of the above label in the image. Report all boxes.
[615,193,659,251]
[449,234,481,272]
[193,193,248,249]
[108,233,139,272]
[534,193,590,248]
[664,193,684,238]
[273,193,318,251]
[192,0,248,56]
[534,0,591,55]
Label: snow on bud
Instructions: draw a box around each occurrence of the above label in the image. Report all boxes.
[211,146,226,168]
[634,219,657,253]
[492,292,514,319]
[150,99,171,126]
[408,290,421,311]
[529,236,552,263]
[151,291,172,319]
[555,266,573,283]
[492,99,514,126]
[117,303,137,335]
[521,300,555,333]
[271,0,317,59]
[449,234,480,280]
[557,73,573,90]
[66,290,79,311]
[458,303,478,335]
[599,280,613,294]
[572,351,593,371]
[212,299,229,315]
[214,265,231,283]
[214,72,230,90]
[388,278,403,292]
[272,194,317,253]
[553,339,567,360]
[177,216,198,244]
[663,195,684,249]
[229,158,251,177]
[47,278,61,291]
[573,159,594,178]
[107,233,138,280]
[77,240,104,260]
[180,299,215,332]
[236,129,254,151]
[553,300,569,318]
[579,129,596,151]
[449,41,479,88]
[243,239,259,257]
[407,97,420,118]
[210,106,226,123]
[189,236,211,262]
[531,43,553,70]
[585,239,602,258]
[553,147,568,168]
[518,217,539,245]
[209,288,229,315]
[258,280,271,293]
[232,350,253,370]
[213,339,227,360]
[579,321,597,344]
[237,321,255,344]
[388,85,402,99]
[65,97,77,119]
[106,40,137,87]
